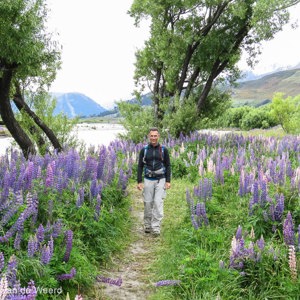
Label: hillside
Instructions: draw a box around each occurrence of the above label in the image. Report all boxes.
[52,92,107,118]
[231,68,300,107]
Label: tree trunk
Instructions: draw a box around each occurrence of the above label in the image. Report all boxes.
[152,66,164,125]
[14,83,63,152]
[0,70,36,158]
[197,20,251,113]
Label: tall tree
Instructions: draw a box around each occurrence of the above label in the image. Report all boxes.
[0,0,61,158]
[129,0,300,127]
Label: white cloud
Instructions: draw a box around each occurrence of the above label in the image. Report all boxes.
[47,0,149,109]
[47,1,300,108]
[239,4,300,74]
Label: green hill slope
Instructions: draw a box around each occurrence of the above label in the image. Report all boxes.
[232,68,300,107]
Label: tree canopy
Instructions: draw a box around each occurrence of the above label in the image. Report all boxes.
[0,0,62,157]
[126,0,300,135]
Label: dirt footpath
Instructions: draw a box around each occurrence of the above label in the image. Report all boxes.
[95,187,160,300]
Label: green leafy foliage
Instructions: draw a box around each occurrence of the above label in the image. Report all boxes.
[117,100,155,143]
[15,91,82,155]
[217,104,278,130]
[129,0,295,130]
[270,92,300,134]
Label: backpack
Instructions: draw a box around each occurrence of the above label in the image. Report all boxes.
[142,144,165,164]
[142,144,166,178]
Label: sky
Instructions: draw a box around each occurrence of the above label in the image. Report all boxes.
[47,1,300,109]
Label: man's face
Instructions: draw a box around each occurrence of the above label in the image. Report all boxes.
[148,130,159,146]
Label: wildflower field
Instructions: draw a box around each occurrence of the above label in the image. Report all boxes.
[0,131,300,299]
[150,131,300,300]
[0,142,136,299]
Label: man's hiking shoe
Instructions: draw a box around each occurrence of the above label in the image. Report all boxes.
[152,231,160,237]
[145,228,151,233]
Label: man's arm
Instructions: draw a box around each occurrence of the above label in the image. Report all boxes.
[164,148,171,189]
[137,148,144,189]
[164,148,171,183]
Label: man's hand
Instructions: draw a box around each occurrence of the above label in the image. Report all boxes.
[137,183,144,190]
[165,182,171,189]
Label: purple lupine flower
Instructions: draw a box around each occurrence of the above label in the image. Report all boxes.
[14,232,22,250]
[0,192,23,227]
[26,279,37,299]
[283,211,295,246]
[238,169,246,196]
[269,203,275,222]
[0,252,4,271]
[118,168,128,191]
[24,161,34,190]
[3,208,29,242]
[97,276,123,286]
[41,245,51,265]
[260,179,267,205]
[298,225,300,251]
[55,171,64,194]
[97,146,107,180]
[256,235,265,251]
[45,221,51,239]
[48,236,54,258]
[235,225,242,240]
[7,255,18,287]
[45,163,54,188]
[252,181,259,204]
[278,157,287,185]
[28,235,38,258]
[155,280,181,287]
[246,241,256,260]
[36,224,45,243]
[90,178,98,198]
[52,219,63,238]
[215,157,224,184]
[229,237,247,269]
[274,194,284,222]
[83,156,97,182]
[194,178,212,201]
[65,150,78,178]
[57,267,76,281]
[286,160,293,178]
[191,214,199,230]
[63,230,73,262]
[26,192,39,225]
[10,279,37,299]
[76,187,85,207]
[195,202,201,217]
[193,202,209,228]
[36,165,42,180]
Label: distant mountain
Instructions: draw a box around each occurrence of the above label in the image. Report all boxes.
[239,62,300,82]
[232,68,300,107]
[124,67,300,109]
[126,93,153,106]
[52,93,107,118]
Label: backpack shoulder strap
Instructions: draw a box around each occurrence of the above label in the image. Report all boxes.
[143,145,148,163]
[160,145,165,162]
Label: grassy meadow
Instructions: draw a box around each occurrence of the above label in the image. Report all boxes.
[0,127,299,299]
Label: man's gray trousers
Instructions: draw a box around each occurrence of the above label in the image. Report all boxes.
[143,178,166,233]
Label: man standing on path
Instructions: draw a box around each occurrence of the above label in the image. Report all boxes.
[137,127,171,236]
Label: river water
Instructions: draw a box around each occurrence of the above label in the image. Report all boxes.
[0,123,126,156]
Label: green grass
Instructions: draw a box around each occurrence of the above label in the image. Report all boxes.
[240,126,286,138]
